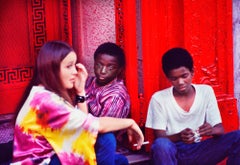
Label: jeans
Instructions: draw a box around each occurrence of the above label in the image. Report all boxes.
[95,132,129,165]
[151,130,240,165]
[49,154,61,165]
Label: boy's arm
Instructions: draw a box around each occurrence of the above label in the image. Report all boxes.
[154,129,182,142]
[154,128,195,144]
[154,123,224,144]
[198,122,224,137]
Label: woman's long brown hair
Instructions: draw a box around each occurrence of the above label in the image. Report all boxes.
[15,41,76,122]
[37,40,75,104]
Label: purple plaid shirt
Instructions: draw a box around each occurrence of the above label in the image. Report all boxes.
[85,77,130,118]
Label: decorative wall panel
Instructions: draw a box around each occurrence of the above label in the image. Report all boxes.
[115,0,237,152]
[184,0,233,96]
[0,67,33,84]
[0,0,72,114]
[0,0,36,115]
[31,0,47,57]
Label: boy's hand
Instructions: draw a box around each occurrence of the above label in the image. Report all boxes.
[198,123,213,136]
[180,128,195,144]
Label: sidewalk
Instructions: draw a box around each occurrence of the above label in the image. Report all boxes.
[0,114,14,164]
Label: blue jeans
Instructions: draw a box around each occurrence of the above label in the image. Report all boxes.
[95,132,129,165]
[151,130,240,165]
[49,154,61,165]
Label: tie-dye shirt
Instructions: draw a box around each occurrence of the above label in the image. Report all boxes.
[12,86,99,165]
[85,77,130,118]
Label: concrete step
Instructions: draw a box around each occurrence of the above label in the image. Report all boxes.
[126,152,151,165]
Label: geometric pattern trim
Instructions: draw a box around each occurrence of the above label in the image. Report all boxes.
[31,0,47,56]
[114,0,125,48]
[62,0,72,43]
[0,67,33,84]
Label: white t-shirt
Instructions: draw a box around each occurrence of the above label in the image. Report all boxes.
[145,84,222,135]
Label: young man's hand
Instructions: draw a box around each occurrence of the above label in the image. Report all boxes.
[180,128,195,144]
[198,123,213,136]
[198,122,224,136]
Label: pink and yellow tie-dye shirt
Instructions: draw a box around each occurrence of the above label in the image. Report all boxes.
[12,86,99,165]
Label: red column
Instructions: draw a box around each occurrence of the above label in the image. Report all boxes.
[184,0,233,96]
[140,0,237,150]
[141,0,185,113]
[45,0,72,44]
[141,0,185,148]
[115,0,141,125]
[185,0,238,133]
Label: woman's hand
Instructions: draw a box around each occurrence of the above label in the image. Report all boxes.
[74,63,88,95]
[98,118,144,149]
[127,122,144,150]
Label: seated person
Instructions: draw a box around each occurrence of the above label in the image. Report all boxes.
[145,47,240,165]
[11,41,144,165]
[85,42,130,165]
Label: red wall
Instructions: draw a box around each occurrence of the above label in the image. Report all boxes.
[0,0,72,115]
[115,0,238,150]
[1,1,238,143]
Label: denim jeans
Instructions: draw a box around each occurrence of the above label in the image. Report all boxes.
[151,130,240,165]
[95,132,129,165]
[49,154,61,165]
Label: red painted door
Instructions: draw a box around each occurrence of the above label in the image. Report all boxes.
[114,0,238,152]
[0,0,72,115]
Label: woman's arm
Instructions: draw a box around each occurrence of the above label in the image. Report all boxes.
[98,117,144,149]
[74,63,88,113]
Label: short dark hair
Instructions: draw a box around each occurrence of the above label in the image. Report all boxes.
[94,42,126,68]
[162,47,193,77]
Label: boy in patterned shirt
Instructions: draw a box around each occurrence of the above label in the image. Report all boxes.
[85,42,130,165]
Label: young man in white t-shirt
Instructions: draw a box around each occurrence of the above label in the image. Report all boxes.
[145,47,240,165]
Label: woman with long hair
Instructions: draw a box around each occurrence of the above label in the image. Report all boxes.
[11,40,144,165]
